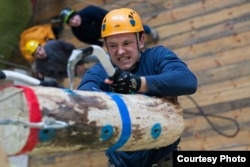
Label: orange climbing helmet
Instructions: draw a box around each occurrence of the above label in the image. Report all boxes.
[25,40,39,55]
[101,8,144,38]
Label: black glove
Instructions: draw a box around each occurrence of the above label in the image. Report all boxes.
[111,69,141,94]
[39,80,59,87]
[36,72,60,87]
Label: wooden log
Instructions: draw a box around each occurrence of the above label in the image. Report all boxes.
[0,143,10,167]
[0,85,183,156]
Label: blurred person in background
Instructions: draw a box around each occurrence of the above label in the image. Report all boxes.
[60,5,159,47]
[25,39,98,88]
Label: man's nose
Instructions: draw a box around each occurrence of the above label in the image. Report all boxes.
[117,46,125,55]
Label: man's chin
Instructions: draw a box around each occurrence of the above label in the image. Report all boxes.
[120,66,134,71]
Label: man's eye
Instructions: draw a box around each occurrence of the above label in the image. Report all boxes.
[124,41,132,45]
[109,45,116,48]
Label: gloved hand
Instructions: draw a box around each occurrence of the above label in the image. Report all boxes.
[36,72,60,87]
[39,80,59,87]
[110,69,141,94]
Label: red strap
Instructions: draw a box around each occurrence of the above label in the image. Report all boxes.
[15,85,41,155]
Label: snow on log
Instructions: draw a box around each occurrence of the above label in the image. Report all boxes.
[0,85,183,155]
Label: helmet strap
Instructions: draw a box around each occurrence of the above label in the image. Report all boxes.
[135,32,141,52]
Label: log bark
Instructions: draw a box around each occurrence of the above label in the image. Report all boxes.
[0,86,183,155]
[0,143,9,167]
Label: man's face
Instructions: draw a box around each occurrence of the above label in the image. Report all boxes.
[68,15,81,27]
[33,46,46,59]
[105,33,145,71]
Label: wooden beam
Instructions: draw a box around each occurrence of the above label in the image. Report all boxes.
[182,107,250,139]
[179,85,250,109]
[146,0,247,26]
[194,61,250,85]
[186,45,250,72]
[197,75,250,95]
[174,31,250,60]
[160,17,250,49]
[29,151,107,167]
[158,3,250,39]
[179,130,250,150]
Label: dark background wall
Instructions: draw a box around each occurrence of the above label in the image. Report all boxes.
[0,0,33,69]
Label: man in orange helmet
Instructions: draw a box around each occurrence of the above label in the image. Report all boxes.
[77,8,197,167]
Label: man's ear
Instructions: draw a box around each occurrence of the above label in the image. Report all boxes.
[139,34,145,49]
[75,64,87,77]
[75,65,81,76]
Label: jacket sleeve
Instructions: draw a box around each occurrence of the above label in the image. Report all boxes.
[145,47,197,96]
[77,63,110,91]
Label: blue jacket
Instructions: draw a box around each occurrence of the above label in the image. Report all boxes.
[77,46,197,167]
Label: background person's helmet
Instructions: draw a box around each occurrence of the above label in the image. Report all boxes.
[25,40,39,55]
[101,8,144,38]
[60,8,75,24]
